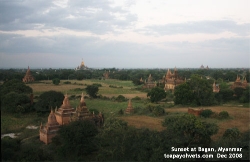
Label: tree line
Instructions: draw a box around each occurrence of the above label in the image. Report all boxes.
[0,68,249,82]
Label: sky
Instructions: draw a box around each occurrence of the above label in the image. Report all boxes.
[0,0,249,69]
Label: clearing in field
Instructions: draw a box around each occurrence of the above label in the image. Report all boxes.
[118,115,165,131]
[29,79,147,98]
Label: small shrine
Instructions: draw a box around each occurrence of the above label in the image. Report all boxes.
[125,99,134,114]
[39,109,60,144]
[188,108,203,117]
[71,93,91,121]
[55,94,75,125]
[143,74,156,89]
[213,81,220,93]
[231,75,248,90]
[22,66,35,83]
[103,70,109,79]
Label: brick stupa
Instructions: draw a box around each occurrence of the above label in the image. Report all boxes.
[70,93,91,121]
[40,109,60,144]
[125,99,134,114]
[22,66,35,83]
[55,94,75,125]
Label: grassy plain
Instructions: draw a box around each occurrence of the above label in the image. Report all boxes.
[29,79,147,98]
[1,79,249,141]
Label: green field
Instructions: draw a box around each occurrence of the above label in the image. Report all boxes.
[29,79,147,98]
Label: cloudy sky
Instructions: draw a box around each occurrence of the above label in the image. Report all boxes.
[0,0,249,69]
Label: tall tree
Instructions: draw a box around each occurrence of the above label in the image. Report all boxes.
[53,120,98,161]
[188,74,215,106]
[174,83,194,105]
[147,87,166,103]
[0,79,32,111]
[35,90,64,113]
[162,114,218,146]
[86,84,99,98]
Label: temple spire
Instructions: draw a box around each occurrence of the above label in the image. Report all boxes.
[80,92,85,103]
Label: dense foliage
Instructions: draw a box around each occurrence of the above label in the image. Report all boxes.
[0,79,33,113]
[85,84,99,98]
[174,74,216,106]
[147,87,166,103]
[218,111,229,119]
[174,82,194,105]
[200,109,214,118]
[53,120,99,161]
[35,90,64,113]
[1,68,248,83]
[52,78,60,85]
[1,137,21,161]
[162,114,219,146]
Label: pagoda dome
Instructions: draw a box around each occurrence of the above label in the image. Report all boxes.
[47,109,59,126]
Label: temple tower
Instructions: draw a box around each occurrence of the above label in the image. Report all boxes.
[40,109,60,144]
[231,75,248,89]
[164,68,184,92]
[143,74,156,89]
[213,81,220,93]
[71,93,91,121]
[55,94,75,125]
[125,99,134,114]
[22,66,35,83]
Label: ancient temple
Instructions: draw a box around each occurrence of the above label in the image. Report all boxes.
[140,77,143,83]
[125,99,134,114]
[164,68,185,91]
[188,108,203,117]
[213,81,220,93]
[76,59,89,70]
[231,75,248,90]
[40,93,105,144]
[54,94,75,125]
[22,66,35,83]
[103,70,109,79]
[40,109,60,144]
[143,74,156,89]
[71,93,91,121]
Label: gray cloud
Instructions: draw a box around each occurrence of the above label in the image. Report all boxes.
[0,0,137,34]
[139,20,250,36]
[0,32,249,68]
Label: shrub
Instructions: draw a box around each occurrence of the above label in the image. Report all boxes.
[52,78,60,85]
[85,85,99,98]
[89,109,99,115]
[99,95,110,100]
[200,109,213,118]
[133,106,150,115]
[147,87,166,103]
[117,109,124,115]
[72,88,85,92]
[152,106,165,116]
[223,128,240,139]
[93,83,102,87]
[115,95,127,102]
[63,81,71,84]
[69,95,76,100]
[219,111,229,119]
[1,92,31,113]
[132,96,141,101]
[35,91,64,113]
